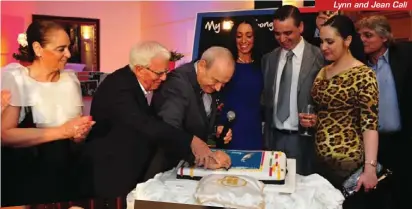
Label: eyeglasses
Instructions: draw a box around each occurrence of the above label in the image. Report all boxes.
[141,66,170,77]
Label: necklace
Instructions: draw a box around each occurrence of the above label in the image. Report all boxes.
[237,57,254,63]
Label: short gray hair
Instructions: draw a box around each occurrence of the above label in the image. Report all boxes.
[129,41,171,70]
[356,15,394,46]
[200,46,233,69]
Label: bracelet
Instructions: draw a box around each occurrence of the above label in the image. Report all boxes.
[365,160,377,167]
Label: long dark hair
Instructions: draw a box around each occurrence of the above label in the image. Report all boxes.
[228,17,264,68]
[322,15,367,64]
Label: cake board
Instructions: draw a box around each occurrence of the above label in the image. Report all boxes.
[176,150,288,184]
[170,158,296,194]
[264,159,296,193]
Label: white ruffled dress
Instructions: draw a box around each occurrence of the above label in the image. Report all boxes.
[1,63,83,128]
[1,63,85,205]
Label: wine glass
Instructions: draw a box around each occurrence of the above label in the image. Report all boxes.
[300,104,315,137]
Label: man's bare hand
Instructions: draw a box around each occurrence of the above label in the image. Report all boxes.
[191,136,213,168]
[208,150,231,170]
[216,126,232,144]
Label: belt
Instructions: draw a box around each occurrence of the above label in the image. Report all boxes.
[274,128,299,134]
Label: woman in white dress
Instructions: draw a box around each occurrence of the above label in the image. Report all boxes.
[1,21,95,206]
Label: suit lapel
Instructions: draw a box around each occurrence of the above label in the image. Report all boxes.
[124,66,150,110]
[389,45,406,98]
[298,42,315,92]
[187,65,209,125]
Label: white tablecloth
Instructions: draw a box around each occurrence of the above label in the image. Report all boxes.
[126,168,344,209]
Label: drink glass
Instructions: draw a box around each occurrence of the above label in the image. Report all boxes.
[300,104,315,137]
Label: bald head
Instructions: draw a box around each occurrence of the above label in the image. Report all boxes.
[197,46,235,93]
[201,46,234,68]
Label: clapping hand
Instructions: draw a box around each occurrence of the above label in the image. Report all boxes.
[60,116,96,142]
[208,150,231,170]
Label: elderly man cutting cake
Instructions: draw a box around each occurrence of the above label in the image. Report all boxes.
[80,41,232,200]
[144,46,235,178]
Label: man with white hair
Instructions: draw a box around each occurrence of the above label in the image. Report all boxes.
[80,41,225,199]
[150,46,235,174]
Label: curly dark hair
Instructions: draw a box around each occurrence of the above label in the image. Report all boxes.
[227,17,264,68]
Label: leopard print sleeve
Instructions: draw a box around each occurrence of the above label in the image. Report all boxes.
[358,67,379,133]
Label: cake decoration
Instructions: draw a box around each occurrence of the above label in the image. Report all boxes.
[176,150,288,184]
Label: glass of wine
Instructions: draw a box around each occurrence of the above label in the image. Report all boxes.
[300,104,315,137]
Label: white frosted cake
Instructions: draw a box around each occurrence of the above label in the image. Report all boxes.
[176,150,287,184]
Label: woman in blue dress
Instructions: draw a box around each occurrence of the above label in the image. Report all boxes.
[216,18,264,150]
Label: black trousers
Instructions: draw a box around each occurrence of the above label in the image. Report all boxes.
[378,131,408,209]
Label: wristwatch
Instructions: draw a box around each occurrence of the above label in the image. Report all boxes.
[365,160,377,167]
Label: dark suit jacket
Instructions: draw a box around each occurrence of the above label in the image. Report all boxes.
[387,42,412,139]
[81,65,194,198]
[151,63,217,169]
[153,62,217,141]
[261,40,324,149]
[382,42,412,204]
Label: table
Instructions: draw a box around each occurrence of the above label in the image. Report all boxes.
[127,159,345,209]
[134,200,224,209]
[3,199,219,209]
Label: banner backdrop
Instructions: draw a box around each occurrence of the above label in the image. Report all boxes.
[192,8,319,60]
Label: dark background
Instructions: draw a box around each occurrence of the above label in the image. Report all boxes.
[194,11,319,60]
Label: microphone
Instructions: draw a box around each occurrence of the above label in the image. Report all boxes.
[218,111,236,142]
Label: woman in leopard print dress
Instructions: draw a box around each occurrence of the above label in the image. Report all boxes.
[300,15,379,209]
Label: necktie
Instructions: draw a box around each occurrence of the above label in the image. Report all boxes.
[276,50,294,123]
[146,92,153,105]
[200,90,212,116]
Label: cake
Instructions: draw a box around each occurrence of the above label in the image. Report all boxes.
[176,150,287,184]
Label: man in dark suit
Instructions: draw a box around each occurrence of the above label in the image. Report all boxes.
[357,15,412,209]
[261,5,324,175]
[80,42,228,199]
[150,46,235,173]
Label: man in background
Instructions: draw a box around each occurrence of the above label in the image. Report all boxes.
[312,11,338,47]
[357,15,412,209]
[262,5,324,175]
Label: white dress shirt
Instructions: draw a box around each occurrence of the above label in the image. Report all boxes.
[274,37,305,131]
[138,79,152,105]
